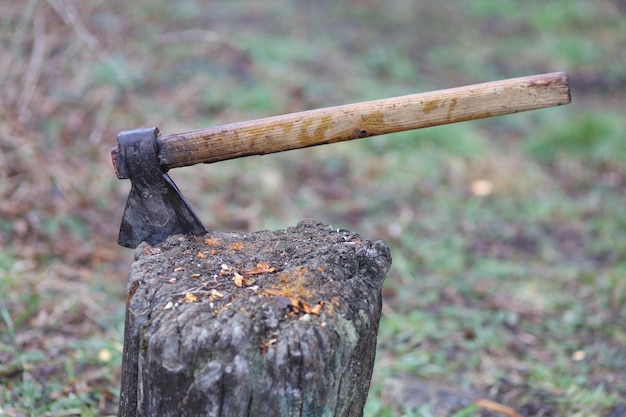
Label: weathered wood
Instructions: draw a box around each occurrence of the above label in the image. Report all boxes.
[118,220,391,417]
[110,72,570,175]
[156,72,570,169]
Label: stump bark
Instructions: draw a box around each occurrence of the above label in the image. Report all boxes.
[117,219,391,417]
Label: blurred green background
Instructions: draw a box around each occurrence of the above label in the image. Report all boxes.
[1,1,625,415]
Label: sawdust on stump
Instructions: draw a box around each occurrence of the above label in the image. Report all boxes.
[118,219,391,417]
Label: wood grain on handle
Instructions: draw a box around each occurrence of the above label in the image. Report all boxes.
[156,72,570,170]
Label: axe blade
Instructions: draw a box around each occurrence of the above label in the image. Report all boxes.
[116,127,207,248]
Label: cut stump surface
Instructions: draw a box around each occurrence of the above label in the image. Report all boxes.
[118,219,391,417]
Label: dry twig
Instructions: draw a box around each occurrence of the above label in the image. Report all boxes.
[476,398,524,417]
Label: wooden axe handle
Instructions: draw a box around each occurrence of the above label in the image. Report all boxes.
[116,72,570,172]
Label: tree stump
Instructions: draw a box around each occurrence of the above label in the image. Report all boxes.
[118,219,391,417]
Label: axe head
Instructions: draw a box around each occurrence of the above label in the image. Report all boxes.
[115,127,207,248]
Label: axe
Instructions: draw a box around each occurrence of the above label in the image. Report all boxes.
[112,72,570,248]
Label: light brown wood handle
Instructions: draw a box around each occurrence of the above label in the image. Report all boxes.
[148,72,571,170]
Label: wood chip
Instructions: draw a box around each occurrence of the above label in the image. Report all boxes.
[310,301,324,315]
[233,271,246,288]
[229,242,245,251]
[181,293,200,303]
[209,289,224,299]
[244,262,276,275]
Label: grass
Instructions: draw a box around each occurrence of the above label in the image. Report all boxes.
[0,254,123,416]
[1,0,625,416]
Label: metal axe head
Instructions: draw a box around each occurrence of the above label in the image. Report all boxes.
[114,127,207,248]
